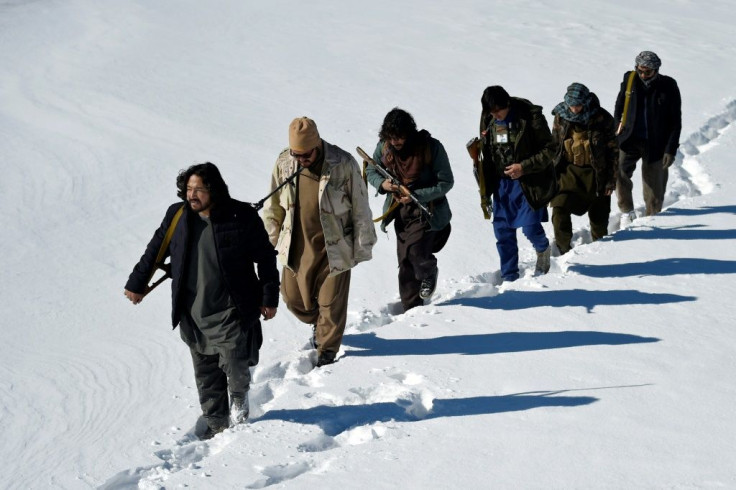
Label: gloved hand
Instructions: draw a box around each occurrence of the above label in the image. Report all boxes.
[662,153,675,169]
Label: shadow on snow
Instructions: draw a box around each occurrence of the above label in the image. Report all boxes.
[611,225,736,242]
[341,330,659,357]
[439,288,696,312]
[658,205,736,217]
[256,391,599,437]
[568,257,736,278]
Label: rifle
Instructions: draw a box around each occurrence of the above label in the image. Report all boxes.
[250,165,305,211]
[356,146,432,218]
[466,137,492,220]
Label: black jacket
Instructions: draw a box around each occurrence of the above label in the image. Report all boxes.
[614,71,681,161]
[125,198,280,328]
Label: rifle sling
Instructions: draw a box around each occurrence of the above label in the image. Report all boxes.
[373,200,399,223]
[148,205,185,284]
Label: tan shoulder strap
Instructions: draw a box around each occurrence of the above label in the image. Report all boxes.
[620,71,637,129]
[143,205,185,296]
[149,204,185,281]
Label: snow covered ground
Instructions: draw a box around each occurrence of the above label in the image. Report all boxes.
[1,0,735,488]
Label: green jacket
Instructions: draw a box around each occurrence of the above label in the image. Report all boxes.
[551,94,618,196]
[480,97,557,209]
[366,133,453,232]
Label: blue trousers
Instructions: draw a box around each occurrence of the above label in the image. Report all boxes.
[493,220,549,281]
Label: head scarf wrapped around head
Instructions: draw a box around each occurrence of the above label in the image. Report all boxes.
[635,51,661,87]
[552,82,594,124]
[635,51,661,70]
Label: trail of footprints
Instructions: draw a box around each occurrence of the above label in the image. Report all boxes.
[103,101,733,489]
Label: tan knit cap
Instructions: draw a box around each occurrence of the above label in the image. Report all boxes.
[288,117,321,152]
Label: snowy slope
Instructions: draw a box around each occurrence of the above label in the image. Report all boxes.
[1,0,735,488]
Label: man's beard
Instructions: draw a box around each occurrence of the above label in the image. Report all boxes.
[189,200,210,213]
[640,72,659,88]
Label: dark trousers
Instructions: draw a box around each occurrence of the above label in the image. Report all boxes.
[394,206,447,311]
[190,349,252,430]
[552,195,611,254]
[617,142,669,216]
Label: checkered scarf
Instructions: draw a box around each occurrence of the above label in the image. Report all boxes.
[635,51,662,69]
[552,83,593,124]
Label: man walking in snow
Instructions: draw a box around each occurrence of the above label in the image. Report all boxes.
[262,117,376,367]
[478,86,556,281]
[124,162,279,440]
[614,50,682,224]
[550,82,618,254]
[365,107,453,312]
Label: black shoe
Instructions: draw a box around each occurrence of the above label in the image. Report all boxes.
[310,325,319,350]
[200,424,226,440]
[419,267,438,300]
[315,351,336,367]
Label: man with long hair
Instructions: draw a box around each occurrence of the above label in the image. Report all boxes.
[124,162,279,439]
[365,108,453,311]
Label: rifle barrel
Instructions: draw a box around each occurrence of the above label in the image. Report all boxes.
[251,165,306,210]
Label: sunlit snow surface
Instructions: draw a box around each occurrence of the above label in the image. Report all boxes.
[1,1,735,488]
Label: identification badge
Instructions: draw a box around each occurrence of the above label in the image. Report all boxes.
[495,125,509,144]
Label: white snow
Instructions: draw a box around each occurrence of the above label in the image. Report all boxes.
[1,0,735,488]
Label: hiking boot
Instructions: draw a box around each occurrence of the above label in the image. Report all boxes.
[200,423,227,440]
[535,246,551,274]
[315,350,336,367]
[419,267,438,300]
[620,211,636,228]
[230,392,250,425]
[310,325,319,350]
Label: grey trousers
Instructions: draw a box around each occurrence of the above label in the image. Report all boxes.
[190,348,251,430]
[616,143,669,216]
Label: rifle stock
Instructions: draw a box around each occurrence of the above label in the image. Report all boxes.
[466,137,492,220]
[356,146,432,218]
[144,265,170,296]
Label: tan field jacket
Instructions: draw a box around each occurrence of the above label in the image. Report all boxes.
[263,141,376,276]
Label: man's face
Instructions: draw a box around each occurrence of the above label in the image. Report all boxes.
[569,104,584,114]
[490,106,510,121]
[186,175,212,214]
[290,147,318,168]
[388,135,406,151]
[636,65,657,80]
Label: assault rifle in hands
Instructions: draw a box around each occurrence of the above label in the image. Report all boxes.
[356,146,432,218]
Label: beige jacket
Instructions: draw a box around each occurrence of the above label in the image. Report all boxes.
[263,141,376,276]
